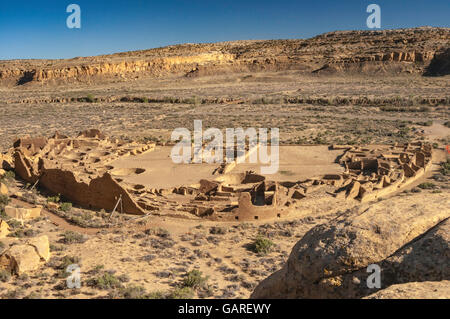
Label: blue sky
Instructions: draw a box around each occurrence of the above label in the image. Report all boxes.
[0,0,448,60]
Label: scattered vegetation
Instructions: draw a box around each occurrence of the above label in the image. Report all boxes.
[0,170,15,184]
[56,255,81,278]
[47,194,61,203]
[167,287,195,299]
[417,182,436,190]
[0,270,11,283]
[0,194,10,216]
[441,159,450,176]
[61,231,86,244]
[88,272,123,290]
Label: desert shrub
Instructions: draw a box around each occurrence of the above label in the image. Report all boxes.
[441,159,450,176]
[61,231,86,244]
[86,94,96,103]
[56,255,81,278]
[88,272,123,290]
[90,264,105,275]
[3,288,25,299]
[167,287,194,299]
[250,236,274,255]
[49,243,65,252]
[444,121,450,128]
[118,285,147,299]
[24,292,42,299]
[144,227,170,238]
[417,182,436,189]
[59,202,72,212]
[0,194,9,216]
[146,290,166,299]
[0,171,15,184]
[47,194,61,203]
[209,226,227,235]
[0,270,11,282]
[181,270,208,289]
[416,120,433,127]
[6,219,21,229]
[183,96,201,105]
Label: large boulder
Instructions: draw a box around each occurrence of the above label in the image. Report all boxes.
[252,193,450,299]
[4,205,42,220]
[0,244,41,275]
[0,182,8,195]
[27,235,50,262]
[0,235,50,275]
[0,219,9,238]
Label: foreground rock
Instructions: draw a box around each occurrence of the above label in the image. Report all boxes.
[251,193,450,298]
[0,219,9,238]
[4,205,42,221]
[0,182,8,195]
[0,235,50,275]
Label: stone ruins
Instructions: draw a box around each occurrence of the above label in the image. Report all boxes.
[1,130,433,222]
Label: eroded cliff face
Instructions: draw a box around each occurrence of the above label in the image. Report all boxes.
[1,27,449,86]
[0,52,236,85]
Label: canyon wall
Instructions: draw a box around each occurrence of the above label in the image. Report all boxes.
[0,27,449,86]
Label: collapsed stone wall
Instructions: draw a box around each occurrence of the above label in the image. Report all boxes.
[11,130,152,215]
[5,131,435,222]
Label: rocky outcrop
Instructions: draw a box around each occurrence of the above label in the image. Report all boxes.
[1,27,449,86]
[0,219,9,238]
[424,48,450,76]
[0,235,50,275]
[251,193,450,299]
[4,206,42,221]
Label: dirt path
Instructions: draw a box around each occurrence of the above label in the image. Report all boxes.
[10,198,101,235]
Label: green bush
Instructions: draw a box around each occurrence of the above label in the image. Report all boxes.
[47,194,61,203]
[181,270,208,289]
[61,231,86,244]
[250,235,274,255]
[88,272,123,290]
[60,202,72,212]
[86,94,96,103]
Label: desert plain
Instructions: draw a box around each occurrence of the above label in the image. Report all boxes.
[0,27,449,299]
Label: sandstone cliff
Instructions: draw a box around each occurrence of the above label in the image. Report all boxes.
[1,27,449,86]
